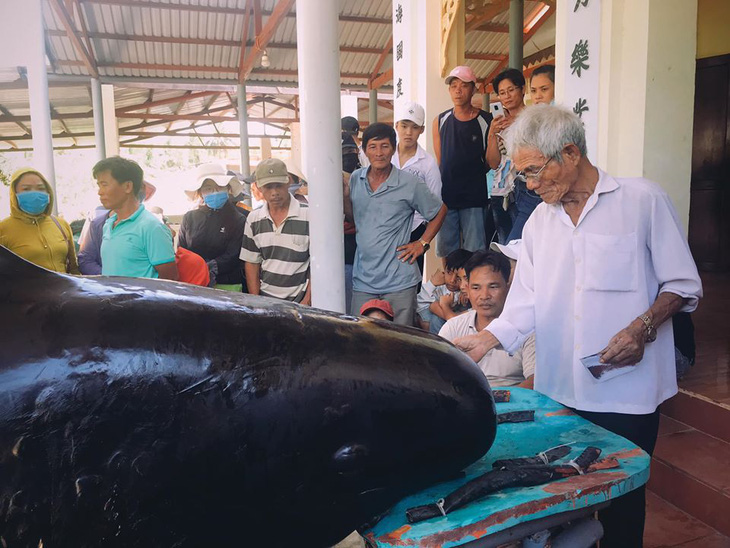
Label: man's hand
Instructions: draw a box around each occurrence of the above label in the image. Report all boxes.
[489,115,511,136]
[396,241,426,264]
[430,269,446,286]
[599,320,647,366]
[454,330,500,362]
[439,293,455,312]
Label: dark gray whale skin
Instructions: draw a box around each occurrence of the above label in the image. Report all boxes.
[0,246,497,548]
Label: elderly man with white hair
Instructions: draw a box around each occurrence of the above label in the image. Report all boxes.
[455,105,702,547]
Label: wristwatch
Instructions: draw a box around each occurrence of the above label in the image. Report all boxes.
[418,239,431,252]
[638,314,657,343]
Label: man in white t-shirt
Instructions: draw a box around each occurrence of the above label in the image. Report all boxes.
[393,101,442,276]
[439,249,534,387]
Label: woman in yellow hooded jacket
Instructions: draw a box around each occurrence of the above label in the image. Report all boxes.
[0,168,79,274]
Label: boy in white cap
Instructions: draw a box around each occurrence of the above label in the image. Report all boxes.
[392,101,442,275]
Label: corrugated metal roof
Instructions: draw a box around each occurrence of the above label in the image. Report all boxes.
[0,0,554,150]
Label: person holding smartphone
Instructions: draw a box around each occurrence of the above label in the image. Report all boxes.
[486,68,537,244]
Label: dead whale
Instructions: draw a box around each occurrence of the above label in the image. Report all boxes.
[0,245,497,547]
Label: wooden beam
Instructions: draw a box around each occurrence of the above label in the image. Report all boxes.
[72,0,96,66]
[370,37,393,80]
[238,0,253,83]
[0,111,92,122]
[253,0,263,36]
[79,0,390,24]
[48,0,98,77]
[369,68,393,90]
[49,105,77,144]
[466,0,510,32]
[523,58,556,79]
[0,104,32,135]
[240,0,296,82]
[523,4,555,43]
[523,45,555,67]
[116,90,217,113]
[46,30,386,54]
[115,112,297,123]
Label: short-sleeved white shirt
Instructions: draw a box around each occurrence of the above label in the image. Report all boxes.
[440,310,535,387]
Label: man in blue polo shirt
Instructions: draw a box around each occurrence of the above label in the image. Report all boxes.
[95,156,178,280]
[344,123,447,326]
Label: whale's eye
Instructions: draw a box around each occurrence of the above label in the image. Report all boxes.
[332,443,370,473]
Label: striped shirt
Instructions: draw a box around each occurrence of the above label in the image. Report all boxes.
[240,198,310,302]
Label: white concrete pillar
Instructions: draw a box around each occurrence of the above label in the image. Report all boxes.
[289,122,302,173]
[24,0,57,212]
[395,0,459,278]
[101,84,119,156]
[91,78,106,162]
[296,0,345,313]
[237,83,251,176]
[556,0,697,232]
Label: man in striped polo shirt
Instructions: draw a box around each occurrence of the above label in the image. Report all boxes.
[240,158,311,304]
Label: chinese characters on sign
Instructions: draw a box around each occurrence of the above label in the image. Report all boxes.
[573,98,589,118]
[570,39,590,77]
[392,2,409,107]
[562,0,600,159]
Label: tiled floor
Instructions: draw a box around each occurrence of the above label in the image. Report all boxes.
[677,271,730,406]
[644,492,730,547]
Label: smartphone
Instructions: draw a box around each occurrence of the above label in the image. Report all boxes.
[490,102,505,118]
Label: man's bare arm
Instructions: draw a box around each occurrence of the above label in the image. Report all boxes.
[244,262,262,295]
[155,261,179,281]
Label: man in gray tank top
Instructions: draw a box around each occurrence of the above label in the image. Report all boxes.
[432,65,493,264]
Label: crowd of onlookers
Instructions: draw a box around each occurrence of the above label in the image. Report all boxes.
[0,63,554,389]
[0,59,708,546]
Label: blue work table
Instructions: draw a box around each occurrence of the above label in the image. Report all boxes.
[362,388,651,547]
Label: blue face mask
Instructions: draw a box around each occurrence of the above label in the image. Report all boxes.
[17,191,50,215]
[203,191,228,210]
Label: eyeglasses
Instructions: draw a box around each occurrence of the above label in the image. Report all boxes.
[516,157,552,181]
[498,86,522,97]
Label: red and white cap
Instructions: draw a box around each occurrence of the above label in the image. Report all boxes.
[445,65,478,85]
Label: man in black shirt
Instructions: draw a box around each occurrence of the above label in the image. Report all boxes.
[432,65,493,264]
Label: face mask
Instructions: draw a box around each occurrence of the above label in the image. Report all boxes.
[17,191,50,215]
[203,191,228,210]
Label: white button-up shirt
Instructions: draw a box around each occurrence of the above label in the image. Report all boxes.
[487,169,702,414]
[393,144,442,231]
[440,310,535,387]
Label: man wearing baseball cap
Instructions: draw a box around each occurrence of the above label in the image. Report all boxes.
[342,115,369,168]
[433,65,493,264]
[392,101,443,277]
[240,158,311,304]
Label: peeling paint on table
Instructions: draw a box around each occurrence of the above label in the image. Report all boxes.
[363,388,651,548]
